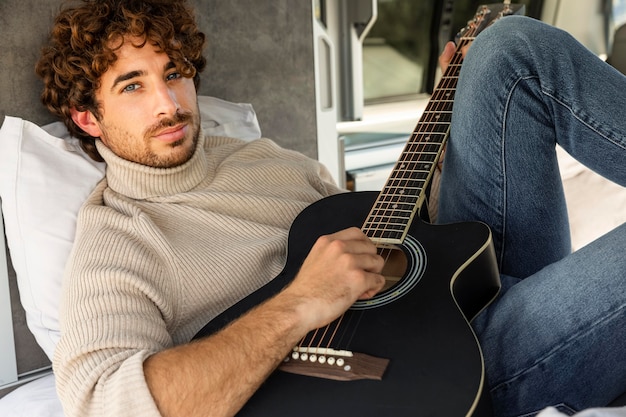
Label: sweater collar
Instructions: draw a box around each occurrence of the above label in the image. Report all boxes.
[96,134,209,199]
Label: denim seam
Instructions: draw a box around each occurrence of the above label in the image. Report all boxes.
[499,74,538,271]
[540,89,626,152]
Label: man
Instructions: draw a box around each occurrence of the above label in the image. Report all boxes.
[37,2,384,417]
[36,1,625,417]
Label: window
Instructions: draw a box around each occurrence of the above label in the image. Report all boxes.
[362,0,544,103]
[363,0,437,102]
[615,0,626,27]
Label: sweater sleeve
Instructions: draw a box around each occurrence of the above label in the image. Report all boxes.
[54,191,175,417]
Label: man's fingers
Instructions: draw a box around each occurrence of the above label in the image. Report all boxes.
[358,272,386,300]
[439,41,456,72]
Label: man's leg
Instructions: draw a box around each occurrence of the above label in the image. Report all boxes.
[475,226,626,416]
[439,16,626,277]
[438,16,626,416]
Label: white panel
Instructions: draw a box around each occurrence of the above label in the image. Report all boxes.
[313,1,343,186]
[0,213,18,387]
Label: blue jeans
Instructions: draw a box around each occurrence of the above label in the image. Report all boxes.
[437,16,626,417]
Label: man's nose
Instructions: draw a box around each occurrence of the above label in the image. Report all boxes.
[153,81,179,117]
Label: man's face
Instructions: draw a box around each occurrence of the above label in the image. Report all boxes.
[91,38,201,168]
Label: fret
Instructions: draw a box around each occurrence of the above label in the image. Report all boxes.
[375,193,420,204]
[428,99,454,105]
[435,88,456,96]
[398,157,438,168]
[403,145,443,155]
[365,229,404,241]
[377,196,421,206]
[438,73,459,81]
[368,212,415,223]
[367,213,413,224]
[409,132,445,140]
[384,176,426,185]
[411,123,450,135]
[421,110,452,118]
[423,104,454,114]
[401,151,439,160]
[400,144,441,154]
[375,195,421,208]
[376,206,420,220]
[391,175,428,184]
[430,91,456,103]
[394,158,435,167]
[427,99,454,104]
[372,211,411,220]
[364,224,409,236]
[415,116,451,125]
[402,141,442,149]
[447,65,462,77]
[373,202,419,212]
[409,131,447,141]
[385,176,428,186]
[365,216,412,227]
[386,174,430,185]
[423,107,453,116]
[420,109,452,117]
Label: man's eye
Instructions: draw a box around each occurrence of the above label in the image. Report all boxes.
[166,72,182,81]
[122,83,140,93]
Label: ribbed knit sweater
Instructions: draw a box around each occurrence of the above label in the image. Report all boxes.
[53,134,342,417]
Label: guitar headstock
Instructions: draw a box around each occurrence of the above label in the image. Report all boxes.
[455,1,526,44]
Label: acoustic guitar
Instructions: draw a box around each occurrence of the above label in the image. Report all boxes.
[195,2,524,415]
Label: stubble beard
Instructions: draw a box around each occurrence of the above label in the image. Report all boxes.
[99,109,201,168]
[142,110,201,168]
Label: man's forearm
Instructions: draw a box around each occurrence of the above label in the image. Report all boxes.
[144,291,308,417]
[144,227,385,417]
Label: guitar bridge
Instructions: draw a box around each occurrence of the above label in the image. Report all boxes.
[278,347,389,381]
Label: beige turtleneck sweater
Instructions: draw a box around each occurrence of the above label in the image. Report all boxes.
[53,134,343,417]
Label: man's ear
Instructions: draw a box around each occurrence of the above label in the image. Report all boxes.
[70,107,103,139]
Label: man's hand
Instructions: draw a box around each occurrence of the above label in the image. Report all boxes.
[145,227,385,417]
[282,227,386,331]
[438,41,471,73]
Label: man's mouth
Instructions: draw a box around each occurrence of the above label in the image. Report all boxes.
[153,124,187,143]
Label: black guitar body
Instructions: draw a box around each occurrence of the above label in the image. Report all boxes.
[195,191,501,416]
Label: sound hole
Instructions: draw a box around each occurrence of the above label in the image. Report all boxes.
[351,235,426,310]
[380,246,408,292]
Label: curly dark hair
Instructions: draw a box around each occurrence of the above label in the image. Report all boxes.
[35,0,207,161]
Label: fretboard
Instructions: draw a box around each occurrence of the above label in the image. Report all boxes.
[358,0,522,245]
[361,41,470,245]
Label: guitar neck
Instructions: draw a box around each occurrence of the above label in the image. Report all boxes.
[361,39,471,246]
[361,2,523,246]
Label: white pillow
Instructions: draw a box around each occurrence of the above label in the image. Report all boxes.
[0,373,63,417]
[0,96,261,360]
